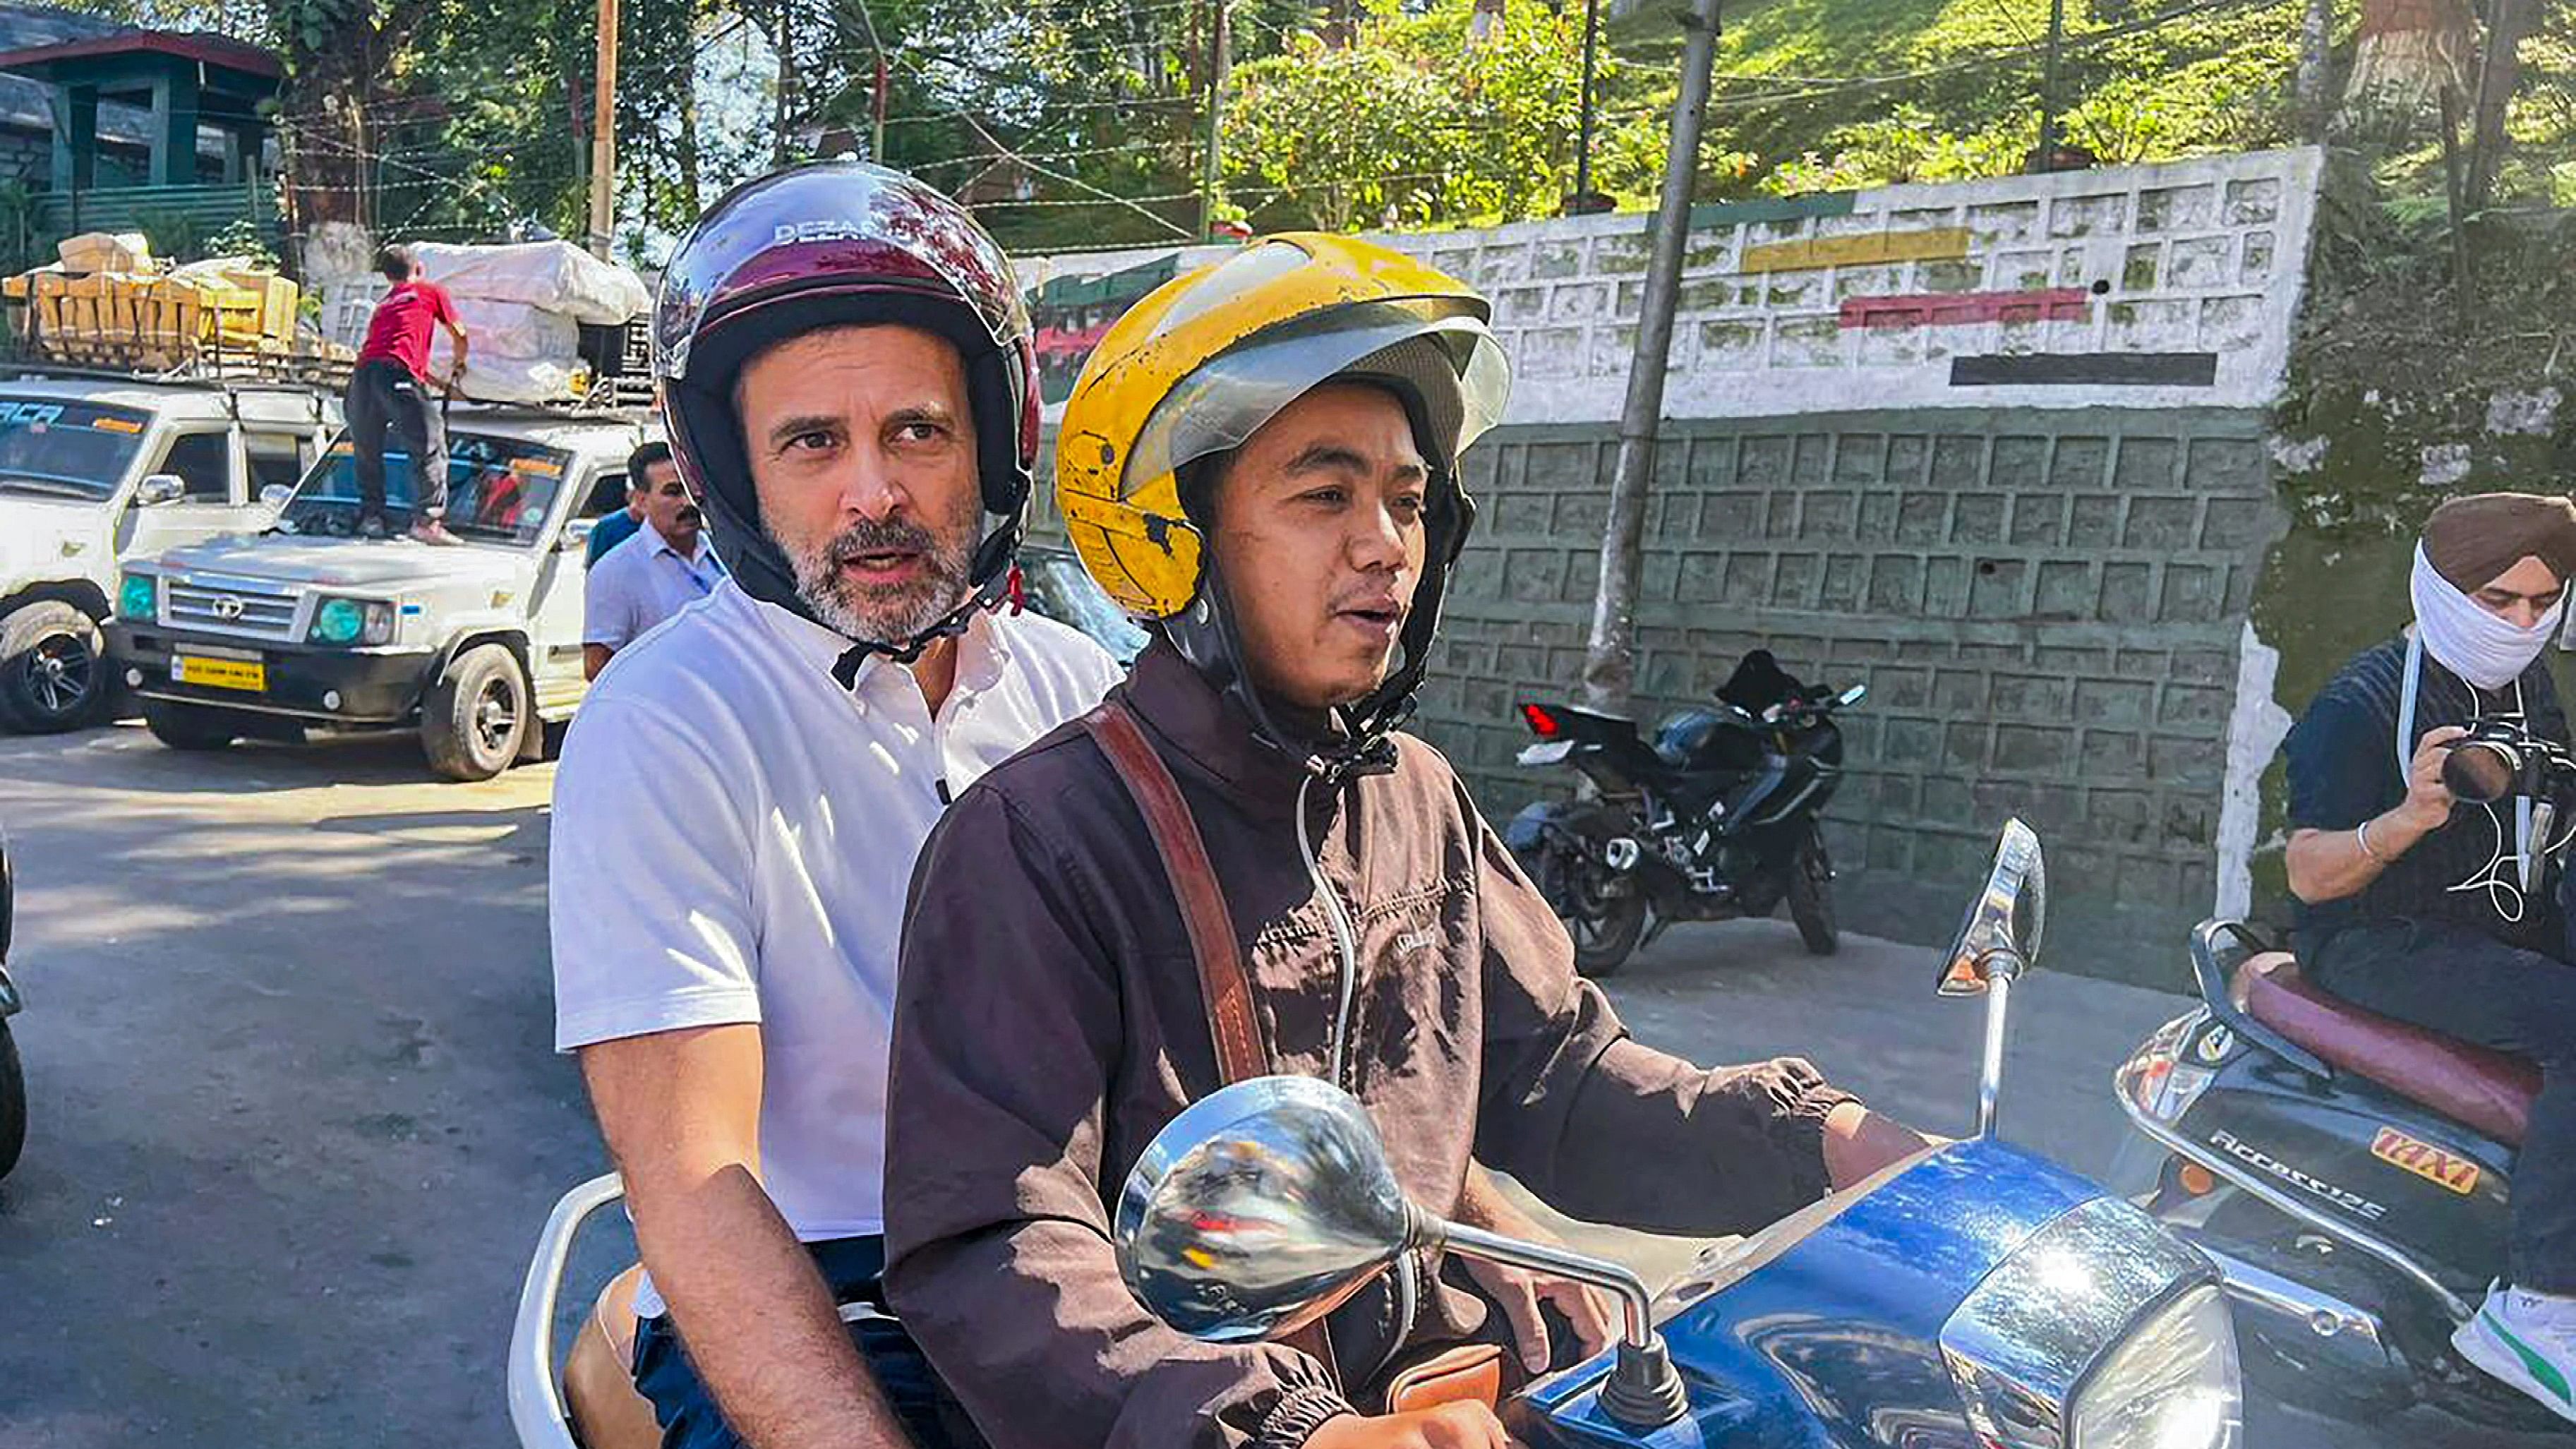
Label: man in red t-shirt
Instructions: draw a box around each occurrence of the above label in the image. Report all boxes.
[348,244,471,544]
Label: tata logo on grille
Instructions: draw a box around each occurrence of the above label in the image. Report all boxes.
[2371,1126,2481,1196]
[210,595,246,620]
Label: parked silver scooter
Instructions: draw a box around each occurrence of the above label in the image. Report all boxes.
[0,819,25,1181]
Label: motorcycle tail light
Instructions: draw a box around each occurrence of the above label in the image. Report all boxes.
[1520,704,1561,739]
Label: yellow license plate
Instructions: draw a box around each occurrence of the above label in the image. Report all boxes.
[174,655,265,692]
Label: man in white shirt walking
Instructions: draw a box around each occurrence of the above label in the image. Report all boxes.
[548,164,1120,1449]
[583,440,724,678]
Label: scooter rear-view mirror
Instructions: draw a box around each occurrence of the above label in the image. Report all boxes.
[1116,1075,1690,1429]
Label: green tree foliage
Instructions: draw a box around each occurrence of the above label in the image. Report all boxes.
[1223,0,1618,232]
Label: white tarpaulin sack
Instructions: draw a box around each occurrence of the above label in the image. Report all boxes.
[406,241,650,327]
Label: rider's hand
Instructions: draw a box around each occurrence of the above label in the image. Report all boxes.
[1450,1204,1614,1373]
[1822,1102,1938,1190]
[2399,725,2469,834]
[1306,1402,1519,1449]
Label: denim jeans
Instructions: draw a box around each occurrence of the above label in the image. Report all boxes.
[629,1236,989,1449]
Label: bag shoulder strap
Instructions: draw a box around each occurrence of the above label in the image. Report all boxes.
[1081,699,1268,1084]
[1081,698,1344,1387]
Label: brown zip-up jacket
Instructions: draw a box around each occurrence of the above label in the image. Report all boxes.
[883,643,1859,1449]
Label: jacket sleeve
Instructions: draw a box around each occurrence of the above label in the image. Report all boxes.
[883,783,1355,1449]
[1463,792,1857,1234]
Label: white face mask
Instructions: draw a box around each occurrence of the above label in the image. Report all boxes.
[2410,543,2565,691]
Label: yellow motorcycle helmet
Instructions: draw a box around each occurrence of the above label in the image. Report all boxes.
[1055,234,1511,772]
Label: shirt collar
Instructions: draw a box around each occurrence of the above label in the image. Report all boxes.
[638,517,718,570]
[1123,639,1314,821]
[744,585,1013,705]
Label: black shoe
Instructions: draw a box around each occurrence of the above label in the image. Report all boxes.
[357,513,389,539]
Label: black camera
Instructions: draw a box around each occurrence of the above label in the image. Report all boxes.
[2443,717,2576,804]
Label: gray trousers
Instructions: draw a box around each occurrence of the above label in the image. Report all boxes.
[344,358,448,521]
[2316,917,2576,1294]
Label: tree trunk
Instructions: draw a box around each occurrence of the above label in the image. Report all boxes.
[277,44,375,231]
[2297,0,2334,140]
[2345,0,2476,120]
[2464,0,2532,210]
[677,42,703,215]
[567,54,592,212]
[272,0,438,243]
[774,4,797,166]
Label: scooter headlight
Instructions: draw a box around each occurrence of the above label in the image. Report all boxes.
[2072,1284,2240,1449]
[1941,1198,2237,1449]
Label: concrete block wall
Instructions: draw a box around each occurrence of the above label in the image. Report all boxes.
[1404,409,2285,981]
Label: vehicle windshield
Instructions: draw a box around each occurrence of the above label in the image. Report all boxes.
[1021,550,1149,662]
[0,397,150,502]
[279,433,577,547]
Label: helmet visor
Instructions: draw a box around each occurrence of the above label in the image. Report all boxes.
[1124,302,1511,499]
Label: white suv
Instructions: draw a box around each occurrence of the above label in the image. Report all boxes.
[0,373,334,732]
[109,404,651,781]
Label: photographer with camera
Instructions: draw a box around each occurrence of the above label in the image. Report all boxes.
[2282,491,2576,1419]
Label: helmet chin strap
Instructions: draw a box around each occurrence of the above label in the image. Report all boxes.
[826,521,1023,691]
[1168,512,1462,788]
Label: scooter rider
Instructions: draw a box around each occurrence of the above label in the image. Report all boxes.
[881,236,1932,1449]
[2281,491,2576,1421]
[548,163,1126,1449]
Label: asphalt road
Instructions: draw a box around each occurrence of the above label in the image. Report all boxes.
[0,721,2557,1446]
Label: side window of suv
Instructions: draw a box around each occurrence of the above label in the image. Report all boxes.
[246,432,306,495]
[578,471,627,520]
[157,431,232,503]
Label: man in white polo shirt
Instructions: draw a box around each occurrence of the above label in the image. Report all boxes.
[548,164,1119,1449]
[582,440,725,678]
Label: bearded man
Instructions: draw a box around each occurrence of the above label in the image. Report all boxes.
[2282,491,2576,1421]
[546,164,1124,1449]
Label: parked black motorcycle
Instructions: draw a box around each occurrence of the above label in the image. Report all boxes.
[2111,719,2572,1434]
[1504,649,1862,975]
[0,821,23,1180]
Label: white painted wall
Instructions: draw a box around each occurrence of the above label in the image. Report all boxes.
[1016,146,2326,426]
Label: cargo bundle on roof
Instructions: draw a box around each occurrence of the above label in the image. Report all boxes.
[317,240,653,407]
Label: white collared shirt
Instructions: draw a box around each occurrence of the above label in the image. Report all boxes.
[584,517,728,651]
[549,579,1122,1311]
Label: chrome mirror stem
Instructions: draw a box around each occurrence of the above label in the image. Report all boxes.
[1974,958,2020,1138]
[1431,1217,1685,1429]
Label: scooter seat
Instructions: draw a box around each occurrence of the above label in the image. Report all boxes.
[2234,951,2539,1148]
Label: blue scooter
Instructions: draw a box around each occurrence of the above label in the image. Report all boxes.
[1117,822,2244,1449]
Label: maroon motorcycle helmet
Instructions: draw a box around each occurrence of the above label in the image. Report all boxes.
[654,162,1040,670]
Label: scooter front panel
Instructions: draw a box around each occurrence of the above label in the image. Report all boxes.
[1519,1139,2121,1449]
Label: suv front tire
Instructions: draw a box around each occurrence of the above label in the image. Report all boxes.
[423,642,529,782]
[0,600,109,734]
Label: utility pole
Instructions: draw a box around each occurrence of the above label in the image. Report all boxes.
[587,0,618,258]
[2033,0,2066,171]
[1579,0,1720,715]
[1198,0,1231,240]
